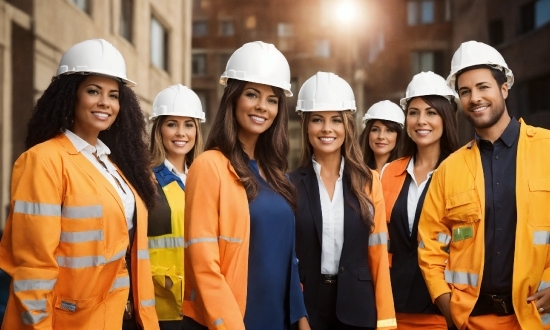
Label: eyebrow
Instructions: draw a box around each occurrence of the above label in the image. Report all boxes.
[87,84,119,93]
[459,81,489,91]
[246,87,277,98]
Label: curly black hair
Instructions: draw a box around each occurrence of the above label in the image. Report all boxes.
[25,74,156,209]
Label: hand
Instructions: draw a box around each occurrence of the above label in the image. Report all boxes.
[435,292,456,328]
[527,286,550,314]
[298,316,310,330]
[165,276,173,290]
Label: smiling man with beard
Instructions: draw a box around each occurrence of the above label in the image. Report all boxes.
[417,40,550,330]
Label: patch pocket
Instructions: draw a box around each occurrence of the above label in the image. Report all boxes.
[53,295,103,328]
[445,190,481,223]
[528,178,550,226]
[357,266,372,281]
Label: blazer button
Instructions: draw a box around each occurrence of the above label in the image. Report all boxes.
[339,267,345,273]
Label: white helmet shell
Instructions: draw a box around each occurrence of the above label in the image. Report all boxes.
[150,84,205,122]
[447,40,514,90]
[362,100,405,128]
[296,72,356,114]
[220,41,292,96]
[400,71,460,110]
[56,39,135,86]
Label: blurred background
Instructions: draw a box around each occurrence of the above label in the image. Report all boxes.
[0,0,549,228]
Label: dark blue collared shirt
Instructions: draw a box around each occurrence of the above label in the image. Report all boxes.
[476,117,520,295]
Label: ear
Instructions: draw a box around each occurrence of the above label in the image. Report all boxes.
[500,82,509,100]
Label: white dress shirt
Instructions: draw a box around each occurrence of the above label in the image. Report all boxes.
[164,159,188,184]
[405,157,434,234]
[64,130,135,230]
[312,156,345,275]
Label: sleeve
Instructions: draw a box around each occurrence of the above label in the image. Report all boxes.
[367,173,397,330]
[289,216,307,324]
[0,150,62,329]
[417,167,452,302]
[184,155,245,330]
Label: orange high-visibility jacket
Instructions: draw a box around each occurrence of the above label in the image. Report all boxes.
[0,134,159,330]
[418,119,550,330]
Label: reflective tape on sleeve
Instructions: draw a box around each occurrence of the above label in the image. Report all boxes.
[218,236,242,243]
[418,240,425,248]
[62,205,102,219]
[538,281,550,292]
[444,269,478,286]
[437,233,451,245]
[14,201,61,217]
[137,249,150,260]
[184,237,218,248]
[148,237,185,249]
[14,279,56,292]
[534,231,550,245]
[213,318,223,326]
[60,230,104,243]
[22,299,47,312]
[108,249,127,263]
[377,318,397,328]
[56,255,106,268]
[110,276,130,292]
[21,311,48,325]
[542,313,550,325]
[140,299,156,307]
[369,232,388,246]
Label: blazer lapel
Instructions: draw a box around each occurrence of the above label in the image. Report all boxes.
[341,174,360,254]
[302,162,323,245]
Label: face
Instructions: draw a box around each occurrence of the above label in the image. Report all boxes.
[457,68,508,129]
[307,111,345,157]
[73,75,120,141]
[235,82,279,143]
[160,116,197,159]
[368,120,398,158]
[406,98,443,149]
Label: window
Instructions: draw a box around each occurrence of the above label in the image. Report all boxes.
[72,0,90,14]
[219,21,235,36]
[151,17,168,71]
[193,21,208,37]
[277,23,294,37]
[411,51,444,76]
[520,0,550,34]
[314,39,331,58]
[120,0,133,42]
[536,0,550,27]
[408,0,435,25]
[489,19,504,46]
[195,90,208,116]
[192,54,207,75]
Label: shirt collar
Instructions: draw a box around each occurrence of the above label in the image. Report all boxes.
[474,116,520,148]
[64,130,111,156]
[406,157,434,181]
[164,159,188,175]
[312,156,345,179]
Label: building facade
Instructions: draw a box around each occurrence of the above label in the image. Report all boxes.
[0,0,192,228]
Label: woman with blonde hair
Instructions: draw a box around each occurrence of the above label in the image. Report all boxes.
[147,85,205,330]
[290,72,396,330]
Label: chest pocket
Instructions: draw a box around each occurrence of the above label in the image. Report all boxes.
[445,190,481,223]
[528,178,550,226]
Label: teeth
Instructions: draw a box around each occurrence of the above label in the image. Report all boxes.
[93,112,109,119]
[250,115,266,123]
[416,130,431,135]
[320,137,335,142]
[472,106,488,112]
[174,141,187,146]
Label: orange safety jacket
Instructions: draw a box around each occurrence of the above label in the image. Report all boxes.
[418,119,550,330]
[0,135,159,330]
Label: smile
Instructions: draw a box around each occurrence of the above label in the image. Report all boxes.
[470,105,489,113]
[92,112,110,120]
[319,137,336,143]
[415,130,432,136]
[250,115,266,123]
[173,141,187,147]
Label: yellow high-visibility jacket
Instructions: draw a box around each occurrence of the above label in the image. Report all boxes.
[0,134,159,330]
[418,119,550,330]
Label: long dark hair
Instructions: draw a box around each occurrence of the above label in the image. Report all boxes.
[206,79,295,212]
[26,74,157,209]
[359,119,403,169]
[299,111,375,229]
[402,95,459,158]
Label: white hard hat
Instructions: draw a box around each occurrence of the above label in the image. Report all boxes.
[362,100,405,128]
[150,84,205,122]
[400,71,460,110]
[447,40,514,90]
[56,39,136,86]
[220,41,292,96]
[296,72,356,114]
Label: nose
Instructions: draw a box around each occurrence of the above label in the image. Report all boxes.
[175,124,186,136]
[255,97,269,112]
[376,130,386,140]
[321,120,333,133]
[416,112,428,125]
[470,88,482,104]
[97,93,110,108]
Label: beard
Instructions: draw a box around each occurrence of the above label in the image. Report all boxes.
[464,98,506,130]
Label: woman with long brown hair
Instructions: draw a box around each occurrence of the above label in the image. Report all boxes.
[182,41,308,330]
[381,71,459,329]
[289,72,396,330]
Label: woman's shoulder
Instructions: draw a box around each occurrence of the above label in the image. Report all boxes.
[19,136,66,161]
[193,149,228,165]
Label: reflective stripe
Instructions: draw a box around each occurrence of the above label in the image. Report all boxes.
[56,255,106,268]
[110,276,130,292]
[138,249,150,260]
[539,281,550,292]
[369,232,388,246]
[444,269,478,286]
[14,279,56,292]
[22,299,47,312]
[108,249,127,263]
[213,318,223,326]
[377,318,397,328]
[140,299,156,307]
[184,237,217,248]
[437,233,451,245]
[60,230,104,243]
[542,313,550,325]
[418,240,425,249]
[148,237,185,249]
[218,235,242,243]
[21,311,48,325]
[62,205,102,219]
[14,201,60,217]
[534,231,550,245]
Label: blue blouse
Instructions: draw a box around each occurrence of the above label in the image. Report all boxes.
[244,160,307,329]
